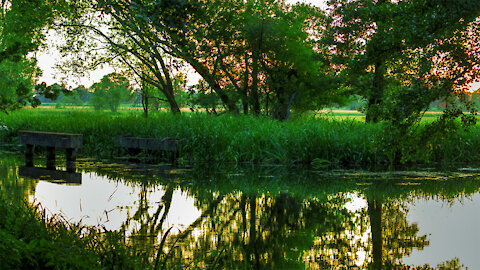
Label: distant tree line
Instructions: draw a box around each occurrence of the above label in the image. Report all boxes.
[34,73,133,112]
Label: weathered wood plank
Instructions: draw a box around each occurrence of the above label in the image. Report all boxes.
[115,136,178,151]
[18,130,83,149]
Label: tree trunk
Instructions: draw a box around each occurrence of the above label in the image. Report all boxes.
[161,86,181,114]
[250,20,264,116]
[212,83,238,113]
[243,52,249,115]
[366,61,385,123]
[368,198,383,269]
[183,57,238,113]
[142,91,149,118]
[251,50,261,116]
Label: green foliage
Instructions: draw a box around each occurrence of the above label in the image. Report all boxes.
[90,0,340,119]
[187,80,222,114]
[0,59,37,112]
[0,195,157,269]
[324,0,480,122]
[0,198,97,269]
[56,0,183,113]
[323,0,480,162]
[62,92,83,106]
[90,73,131,112]
[0,0,59,113]
[5,108,480,165]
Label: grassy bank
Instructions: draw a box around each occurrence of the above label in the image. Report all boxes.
[0,197,156,269]
[2,108,480,166]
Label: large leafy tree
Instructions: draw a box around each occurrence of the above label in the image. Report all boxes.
[90,73,131,112]
[324,0,480,162]
[0,0,58,113]
[95,0,340,119]
[324,0,480,123]
[56,0,193,114]
[170,0,340,119]
[50,0,342,118]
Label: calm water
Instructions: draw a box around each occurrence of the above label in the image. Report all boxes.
[2,156,480,269]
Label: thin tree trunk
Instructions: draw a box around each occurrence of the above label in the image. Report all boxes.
[368,198,383,269]
[243,52,249,115]
[366,61,384,123]
[251,20,264,116]
[162,86,180,114]
[142,91,149,118]
[251,51,260,116]
[183,56,238,113]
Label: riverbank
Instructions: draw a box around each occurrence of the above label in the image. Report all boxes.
[1,108,480,166]
[0,195,151,269]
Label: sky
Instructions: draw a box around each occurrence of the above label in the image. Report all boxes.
[36,0,326,89]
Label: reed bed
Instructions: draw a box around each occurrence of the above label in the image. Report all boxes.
[2,108,480,165]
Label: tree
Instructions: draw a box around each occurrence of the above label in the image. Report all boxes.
[100,0,340,119]
[323,0,480,162]
[90,73,131,112]
[187,79,222,114]
[137,80,159,118]
[72,85,92,103]
[54,0,197,114]
[324,0,480,123]
[0,0,58,112]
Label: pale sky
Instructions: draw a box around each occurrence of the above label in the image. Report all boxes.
[36,0,327,89]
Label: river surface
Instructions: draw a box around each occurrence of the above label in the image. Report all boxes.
[1,156,480,269]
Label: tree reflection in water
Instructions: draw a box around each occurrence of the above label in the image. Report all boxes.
[0,157,39,200]
[1,159,476,269]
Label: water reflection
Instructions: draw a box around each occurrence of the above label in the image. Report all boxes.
[19,166,82,184]
[30,172,201,233]
[0,156,39,200]
[1,157,480,269]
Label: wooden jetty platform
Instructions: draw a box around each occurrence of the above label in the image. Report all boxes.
[18,130,83,172]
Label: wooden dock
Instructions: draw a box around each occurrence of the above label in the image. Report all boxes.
[115,135,179,164]
[18,130,83,172]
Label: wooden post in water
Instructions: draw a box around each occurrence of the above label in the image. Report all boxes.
[66,148,77,173]
[46,146,56,170]
[25,144,34,167]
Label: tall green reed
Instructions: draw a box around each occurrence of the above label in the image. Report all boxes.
[2,108,480,165]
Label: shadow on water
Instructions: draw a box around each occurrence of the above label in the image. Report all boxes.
[18,166,82,184]
[1,156,480,269]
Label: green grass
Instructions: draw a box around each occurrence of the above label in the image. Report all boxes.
[0,195,155,269]
[0,108,380,166]
[2,108,480,166]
